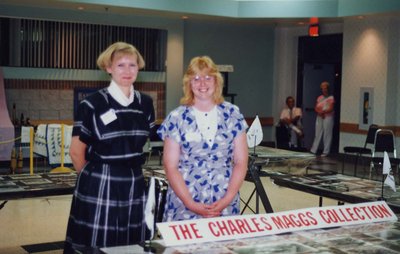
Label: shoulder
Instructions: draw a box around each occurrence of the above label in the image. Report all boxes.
[163,105,187,121]
[80,88,108,109]
[218,102,245,123]
[218,101,241,113]
[135,91,153,105]
[167,105,188,118]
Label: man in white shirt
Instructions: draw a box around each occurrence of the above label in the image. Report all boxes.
[279,96,303,148]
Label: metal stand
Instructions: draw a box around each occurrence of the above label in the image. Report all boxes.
[0,200,7,210]
[241,156,274,214]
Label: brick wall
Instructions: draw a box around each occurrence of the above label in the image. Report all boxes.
[4,79,165,125]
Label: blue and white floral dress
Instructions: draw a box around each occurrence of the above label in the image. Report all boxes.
[157,101,248,221]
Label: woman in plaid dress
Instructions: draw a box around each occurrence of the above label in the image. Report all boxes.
[64,42,155,252]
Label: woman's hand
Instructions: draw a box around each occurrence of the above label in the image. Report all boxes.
[69,136,87,173]
[209,197,231,216]
[187,201,221,218]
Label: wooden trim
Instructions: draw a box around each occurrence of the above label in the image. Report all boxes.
[340,123,367,135]
[29,119,74,126]
[245,117,274,127]
[340,122,400,137]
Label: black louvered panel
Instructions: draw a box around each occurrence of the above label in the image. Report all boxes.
[0,17,167,71]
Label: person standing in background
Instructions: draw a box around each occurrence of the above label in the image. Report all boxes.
[310,81,335,157]
[65,42,155,252]
[157,56,248,221]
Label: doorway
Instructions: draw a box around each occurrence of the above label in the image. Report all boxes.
[302,63,336,149]
[297,34,342,154]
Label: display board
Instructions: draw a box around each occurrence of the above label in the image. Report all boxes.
[252,146,316,175]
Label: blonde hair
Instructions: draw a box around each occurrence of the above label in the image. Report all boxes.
[180,56,224,105]
[320,81,330,89]
[97,42,145,71]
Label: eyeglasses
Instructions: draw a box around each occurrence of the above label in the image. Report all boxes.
[191,75,214,85]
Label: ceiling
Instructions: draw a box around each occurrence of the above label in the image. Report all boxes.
[1,0,400,26]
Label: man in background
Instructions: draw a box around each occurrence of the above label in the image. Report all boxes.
[279,96,303,148]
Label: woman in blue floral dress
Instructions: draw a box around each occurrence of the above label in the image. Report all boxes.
[157,56,248,221]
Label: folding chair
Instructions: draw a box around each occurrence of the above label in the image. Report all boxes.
[369,129,398,180]
[342,124,378,176]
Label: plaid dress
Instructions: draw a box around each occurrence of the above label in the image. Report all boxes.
[64,88,155,252]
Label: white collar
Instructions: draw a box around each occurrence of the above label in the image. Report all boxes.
[107,80,134,106]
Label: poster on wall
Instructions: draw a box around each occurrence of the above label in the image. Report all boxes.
[359,87,373,130]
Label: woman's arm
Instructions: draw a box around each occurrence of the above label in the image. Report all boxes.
[324,97,335,114]
[212,132,248,214]
[69,136,87,173]
[163,137,219,217]
[314,99,323,114]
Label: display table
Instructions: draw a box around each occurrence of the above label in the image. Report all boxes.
[241,147,318,214]
[100,220,400,253]
[270,173,400,213]
[0,167,168,201]
[0,173,77,200]
[252,146,316,175]
[253,146,315,160]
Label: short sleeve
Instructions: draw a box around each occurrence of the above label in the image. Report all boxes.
[224,103,248,138]
[72,99,94,145]
[157,108,182,144]
[140,92,156,130]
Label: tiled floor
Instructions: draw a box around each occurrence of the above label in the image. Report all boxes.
[0,152,387,253]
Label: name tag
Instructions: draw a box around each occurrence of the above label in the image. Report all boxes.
[100,109,117,125]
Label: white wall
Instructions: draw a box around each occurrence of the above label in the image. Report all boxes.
[340,16,400,152]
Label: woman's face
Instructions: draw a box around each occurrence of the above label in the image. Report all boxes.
[106,53,139,88]
[190,70,216,102]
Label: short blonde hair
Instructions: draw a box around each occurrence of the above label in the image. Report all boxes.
[180,56,224,106]
[320,81,330,89]
[97,42,145,71]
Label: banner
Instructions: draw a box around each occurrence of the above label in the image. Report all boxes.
[157,201,397,246]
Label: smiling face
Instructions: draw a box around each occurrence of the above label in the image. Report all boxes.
[106,53,139,88]
[286,97,295,109]
[190,69,216,103]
